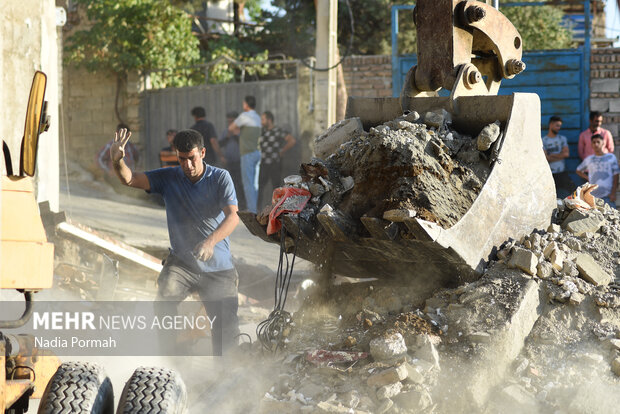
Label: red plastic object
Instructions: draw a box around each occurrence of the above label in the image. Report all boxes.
[266,187,311,235]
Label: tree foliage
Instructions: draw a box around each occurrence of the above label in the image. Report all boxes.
[65,0,200,86]
[502,2,573,50]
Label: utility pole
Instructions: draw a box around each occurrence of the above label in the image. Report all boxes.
[315,0,338,129]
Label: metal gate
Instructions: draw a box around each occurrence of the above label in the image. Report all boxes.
[141,79,299,170]
[391,3,591,174]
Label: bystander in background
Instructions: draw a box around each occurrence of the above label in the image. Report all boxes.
[190,106,222,167]
[578,111,614,160]
[542,116,575,198]
[219,111,246,210]
[258,111,296,209]
[160,129,179,167]
[576,133,619,208]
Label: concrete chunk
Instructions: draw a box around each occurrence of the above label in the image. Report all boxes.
[508,247,537,275]
[575,254,612,286]
[314,117,364,159]
[376,382,402,400]
[563,210,604,237]
[367,365,408,387]
[370,333,407,361]
[477,121,501,151]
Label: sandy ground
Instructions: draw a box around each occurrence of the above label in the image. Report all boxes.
[15,161,315,413]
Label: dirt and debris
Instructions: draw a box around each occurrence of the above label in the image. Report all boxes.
[251,196,620,413]
[261,109,497,229]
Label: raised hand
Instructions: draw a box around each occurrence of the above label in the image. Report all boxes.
[110,128,132,163]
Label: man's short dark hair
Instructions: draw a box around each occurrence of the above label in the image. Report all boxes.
[263,111,274,123]
[174,129,204,152]
[244,96,256,109]
[591,133,603,141]
[166,129,177,135]
[590,111,602,121]
[226,111,239,119]
[191,107,206,118]
[549,115,562,125]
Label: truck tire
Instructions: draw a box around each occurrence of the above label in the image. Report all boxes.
[38,361,114,414]
[116,367,187,414]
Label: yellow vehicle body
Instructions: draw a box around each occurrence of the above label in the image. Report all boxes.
[0,71,60,414]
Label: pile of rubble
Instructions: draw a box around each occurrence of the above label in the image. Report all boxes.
[256,199,620,413]
[260,110,498,229]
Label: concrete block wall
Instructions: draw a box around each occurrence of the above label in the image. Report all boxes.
[590,48,620,156]
[62,67,143,175]
[341,55,393,98]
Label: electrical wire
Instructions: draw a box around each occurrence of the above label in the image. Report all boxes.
[256,217,301,353]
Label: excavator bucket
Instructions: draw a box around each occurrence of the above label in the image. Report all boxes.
[239,0,555,289]
[239,93,555,288]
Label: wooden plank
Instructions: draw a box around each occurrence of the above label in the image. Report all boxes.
[56,222,163,274]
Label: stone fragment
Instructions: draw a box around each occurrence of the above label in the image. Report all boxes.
[396,120,416,130]
[367,364,408,387]
[392,389,432,411]
[500,384,537,409]
[537,261,553,279]
[370,333,407,361]
[315,401,356,413]
[314,117,364,159]
[404,111,420,123]
[476,120,501,151]
[606,338,620,351]
[543,241,558,258]
[497,247,510,262]
[612,357,620,377]
[530,233,542,249]
[562,260,579,277]
[569,292,585,305]
[337,391,360,409]
[423,111,444,128]
[575,254,612,286]
[339,176,354,193]
[468,331,491,343]
[413,334,440,369]
[309,183,326,197]
[404,363,425,384]
[376,398,393,414]
[508,247,537,275]
[549,248,564,271]
[376,382,403,400]
[382,209,416,222]
[547,223,561,233]
[563,210,605,237]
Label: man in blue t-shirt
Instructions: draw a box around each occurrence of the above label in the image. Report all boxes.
[542,115,575,198]
[110,128,240,355]
[576,133,620,208]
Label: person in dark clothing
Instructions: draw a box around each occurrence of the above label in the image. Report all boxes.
[219,111,246,210]
[190,106,222,167]
[257,111,296,209]
[160,129,179,167]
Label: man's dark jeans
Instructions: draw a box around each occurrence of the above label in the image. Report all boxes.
[154,254,239,356]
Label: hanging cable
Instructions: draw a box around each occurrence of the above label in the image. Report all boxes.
[256,216,301,353]
[293,0,355,72]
